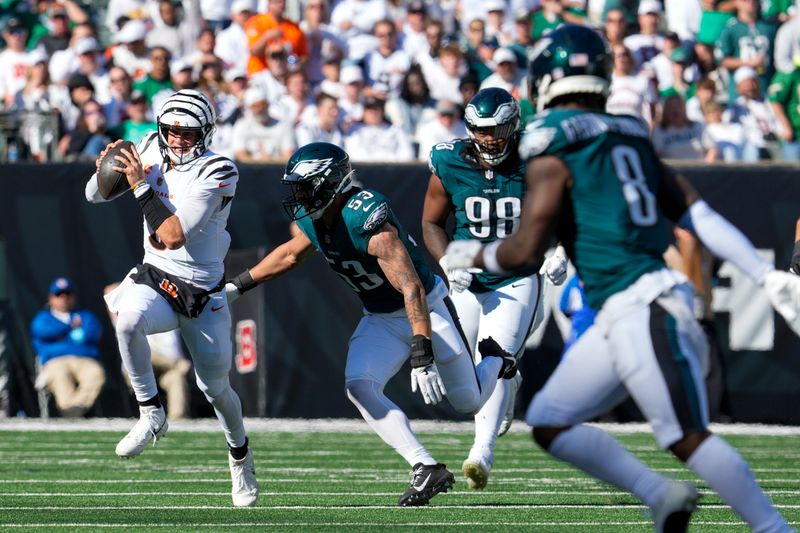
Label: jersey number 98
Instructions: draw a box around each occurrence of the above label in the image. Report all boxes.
[464,196,521,239]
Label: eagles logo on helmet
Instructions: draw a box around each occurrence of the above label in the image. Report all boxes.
[282,142,355,221]
[157,89,217,165]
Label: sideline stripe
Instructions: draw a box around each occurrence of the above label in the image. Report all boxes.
[6,504,800,510]
[0,522,762,528]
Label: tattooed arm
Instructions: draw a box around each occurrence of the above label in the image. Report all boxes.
[367,223,432,338]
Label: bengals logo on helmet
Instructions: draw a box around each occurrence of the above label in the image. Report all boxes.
[159,278,179,299]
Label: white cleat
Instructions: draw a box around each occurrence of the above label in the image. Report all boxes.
[652,480,699,533]
[229,449,259,507]
[461,456,491,490]
[497,370,523,437]
[115,405,168,458]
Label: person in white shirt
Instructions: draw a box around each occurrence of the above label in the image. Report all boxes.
[330,0,390,61]
[0,18,32,108]
[416,100,467,161]
[232,87,297,161]
[401,1,429,60]
[418,41,467,104]
[701,99,756,161]
[652,92,711,160]
[623,0,665,72]
[724,66,780,158]
[300,0,348,87]
[479,47,525,99]
[365,19,412,97]
[295,92,345,147]
[215,0,255,74]
[109,20,151,80]
[606,45,657,126]
[345,96,414,161]
[338,64,367,132]
[87,90,258,507]
[146,0,203,60]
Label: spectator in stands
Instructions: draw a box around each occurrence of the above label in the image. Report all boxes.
[509,9,534,63]
[330,0,390,60]
[0,18,33,108]
[701,99,755,161]
[295,92,344,147]
[103,66,133,128]
[480,47,524,99]
[531,0,566,41]
[773,5,800,73]
[606,44,657,126]
[216,1,255,74]
[232,88,296,162]
[458,74,480,108]
[46,21,96,85]
[652,91,712,159]
[419,19,444,62]
[37,2,85,56]
[110,19,151,80]
[344,95,414,161]
[768,65,800,160]
[717,0,778,99]
[183,28,219,71]
[401,1,429,60]
[385,66,437,149]
[250,42,291,107]
[338,64,366,132]
[299,0,347,88]
[197,58,227,100]
[151,60,196,118]
[146,0,202,60]
[13,49,58,113]
[134,47,173,105]
[365,19,411,97]
[686,77,718,123]
[648,32,681,93]
[726,66,780,158]
[74,38,111,105]
[30,277,105,418]
[462,19,493,82]
[104,282,191,420]
[105,0,148,32]
[108,90,156,144]
[416,99,467,161]
[602,8,628,48]
[666,46,698,97]
[273,69,314,125]
[245,0,307,75]
[59,98,111,160]
[224,68,249,103]
[484,0,514,46]
[61,72,95,132]
[419,40,467,104]
[624,0,665,71]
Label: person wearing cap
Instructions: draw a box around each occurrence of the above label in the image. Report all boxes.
[602,8,628,48]
[509,9,533,60]
[249,41,291,106]
[484,0,515,46]
[337,64,367,130]
[649,32,683,92]
[59,72,95,133]
[723,66,780,157]
[300,0,348,87]
[462,18,493,82]
[365,19,412,97]
[146,0,202,61]
[479,47,524,99]
[30,277,105,418]
[216,0,256,75]
[133,47,174,105]
[717,0,777,101]
[244,0,308,76]
[74,37,112,105]
[109,19,151,81]
[344,95,414,161]
[401,0,429,60]
[109,89,157,145]
[232,87,296,162]
[700,98,758,161]
[0,18,34,107]
[622,0,665,70]
[415,99,466,161]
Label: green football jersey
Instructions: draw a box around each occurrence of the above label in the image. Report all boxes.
[519,108,671,310]
[295,187,436,314]
[429,138,538,292]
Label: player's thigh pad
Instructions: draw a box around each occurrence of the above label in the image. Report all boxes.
[476,273,542,360]
[109,274,179,335]
[179,290,232,393]
[526,324,628,428]
[431,297,482,411]
[610,289,709,449]
[345,314,410,386]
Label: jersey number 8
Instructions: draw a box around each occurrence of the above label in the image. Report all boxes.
[464,196,521,239]
[611,146,657,227]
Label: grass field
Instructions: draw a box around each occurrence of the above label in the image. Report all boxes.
[1,419,799,531]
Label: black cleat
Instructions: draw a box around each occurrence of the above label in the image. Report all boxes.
[398,463,455,507]
[478,336,518,379]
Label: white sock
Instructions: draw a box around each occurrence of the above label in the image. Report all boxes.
[549,425,669,508]
[474,357,502,407]
[469,378,507,464]
[686,435,790,532]
[346,379,436,466]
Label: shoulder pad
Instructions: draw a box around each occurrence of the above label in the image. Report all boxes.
[197,155,238,183]
[136,131,159,155]
[518,118,559,160]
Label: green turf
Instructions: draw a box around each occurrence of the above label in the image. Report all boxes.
[1,428,798,531]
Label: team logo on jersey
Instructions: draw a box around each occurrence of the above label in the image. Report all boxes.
[288,157,334,178]
[519,127,557,159]
[363,202,389,231]
[484,169,494,181]
[159,278,179,299]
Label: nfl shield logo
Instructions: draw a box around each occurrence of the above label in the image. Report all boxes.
[485,169,494,180]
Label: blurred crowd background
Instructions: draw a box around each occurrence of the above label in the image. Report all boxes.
[0,0,797,163]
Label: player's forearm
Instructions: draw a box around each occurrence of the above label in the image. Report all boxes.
[794,218,800,242]
[421,220,449,262]
[153,217,185,249]
[402,282,432,338]
[85,173,108,203]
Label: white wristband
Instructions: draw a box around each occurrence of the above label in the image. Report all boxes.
[133,181,151,198]
[482,240,510,275]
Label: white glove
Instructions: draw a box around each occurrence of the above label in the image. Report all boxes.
[763,270,800,336]
[225,282,241,304]
[439,255,472,293]
[410,363,447,405]
[444,240,483,271]
[540,245,568,286]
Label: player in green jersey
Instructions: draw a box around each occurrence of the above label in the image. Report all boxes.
[446,25,799,532]
[422,87,568,490]
[225,142,515,507]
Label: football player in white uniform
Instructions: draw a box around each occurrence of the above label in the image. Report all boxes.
[85,90,259,508]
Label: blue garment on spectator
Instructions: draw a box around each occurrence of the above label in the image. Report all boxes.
[30,309,103,365]
[559,274,596,354]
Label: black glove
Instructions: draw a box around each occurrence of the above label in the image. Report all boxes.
[791,241,800,275]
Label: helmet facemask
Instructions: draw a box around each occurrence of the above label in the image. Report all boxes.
[282,167,354,221]
[466,120,518,165]
[464,94,520,166]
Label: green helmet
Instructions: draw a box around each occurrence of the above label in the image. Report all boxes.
[282,142,354,221]
[527,24,611,111]
[464,87,520,165]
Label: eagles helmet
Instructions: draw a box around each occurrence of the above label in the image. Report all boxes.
[464,88,520,165]
[528,24,611,111]
[282,142,355,221]
[157,89,216,165]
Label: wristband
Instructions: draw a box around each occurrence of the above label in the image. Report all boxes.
[231,270,257,294]
[481,240,510,275]
[135,185,172,231]
[409,334,434,368]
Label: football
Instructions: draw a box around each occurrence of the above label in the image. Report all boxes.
[96,140,135,200]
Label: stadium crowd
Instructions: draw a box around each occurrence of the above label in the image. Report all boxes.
[0,0,796,163]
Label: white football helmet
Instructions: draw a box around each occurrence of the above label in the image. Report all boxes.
[157,89,216,165]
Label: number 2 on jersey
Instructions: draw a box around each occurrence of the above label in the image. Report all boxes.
[611,145,657,227]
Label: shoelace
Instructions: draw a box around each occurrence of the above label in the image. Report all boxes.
[129,412,161,446]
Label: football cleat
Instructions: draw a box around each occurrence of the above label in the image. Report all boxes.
[398,463,455,507]
[652,480,699,533]
[498,370,523,437]
[229,449,259,507]
[115,405,168,458]
[462,456,491,490]
[478,336,518,380]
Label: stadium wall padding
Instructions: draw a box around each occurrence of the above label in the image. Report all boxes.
[3,162,800,423]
